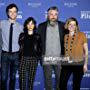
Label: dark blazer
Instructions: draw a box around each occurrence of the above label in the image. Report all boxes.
[38,21,68,56]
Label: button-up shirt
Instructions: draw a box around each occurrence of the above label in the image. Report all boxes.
[0,20,23,52]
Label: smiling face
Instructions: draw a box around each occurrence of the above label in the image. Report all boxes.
[68,21,77,32]
[27,20,35,31]
[8,7,17,20]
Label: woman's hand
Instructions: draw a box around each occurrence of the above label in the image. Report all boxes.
[83,64,88,73]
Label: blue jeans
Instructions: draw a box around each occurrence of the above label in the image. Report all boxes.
[1,51,19,90]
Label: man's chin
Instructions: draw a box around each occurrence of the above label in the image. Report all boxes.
[10,17,17,20]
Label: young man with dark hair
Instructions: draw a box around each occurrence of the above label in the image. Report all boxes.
[0,3,23,90]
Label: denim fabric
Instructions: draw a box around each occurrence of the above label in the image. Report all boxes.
[1,52,19,90]
[0,28,2,63]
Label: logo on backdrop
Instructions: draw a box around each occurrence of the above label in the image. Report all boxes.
[28,2,42,8]
[0,2,5,7]
[17,11,23,19]
[64,2,78,7]
[81,11,90,19]
[84,31,90,39]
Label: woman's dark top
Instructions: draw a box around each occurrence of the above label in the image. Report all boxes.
[24,34,35,57]
[19,32,42,58]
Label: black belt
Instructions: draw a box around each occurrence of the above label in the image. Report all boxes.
[2,50,19,54]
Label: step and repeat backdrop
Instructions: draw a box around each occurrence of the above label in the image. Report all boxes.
[0,0,90,90]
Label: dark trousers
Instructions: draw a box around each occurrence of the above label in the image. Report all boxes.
[19,57,38,90]
[43,65,61,90]
[1,51,19,90]
[59,65,84,90]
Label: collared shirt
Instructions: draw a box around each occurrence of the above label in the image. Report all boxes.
[1,20,23,52]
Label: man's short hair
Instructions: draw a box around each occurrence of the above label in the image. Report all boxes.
[6,3,18,16]
[47,6,58,12]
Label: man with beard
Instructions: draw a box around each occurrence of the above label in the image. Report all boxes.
[38,6,67,90]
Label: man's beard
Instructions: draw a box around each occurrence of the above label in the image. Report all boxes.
[49,20,57,26]
[47,18,58,26]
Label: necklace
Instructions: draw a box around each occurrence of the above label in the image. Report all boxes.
[65,32,76,57]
